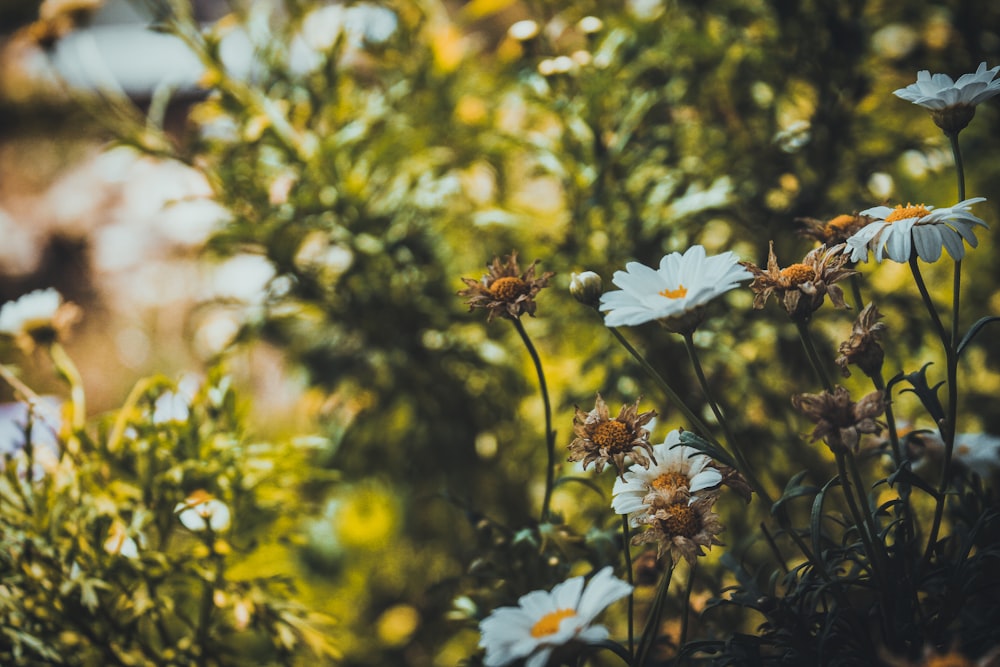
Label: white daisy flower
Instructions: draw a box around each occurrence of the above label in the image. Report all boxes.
[611,430,723,525]
[953,433,1000,472]
[845,198,988,263]
[175,490,231,532]
[478,566,631,667]
[599,245,752,332]
[894,62,1000,110]
[0,288,62,337]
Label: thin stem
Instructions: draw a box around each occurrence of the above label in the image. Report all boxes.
[907,257,948,350]
[511,317,556,523]
[679,561,697,650]
[794,320,834,392]
[835,452,894,645]
[622,515,635,659]
[0,363,40,402]
[948,131,966,202]
[636,554,675,667]
[682,333,772,505]
[850,273,865,312]
[49,342,85,431]
[607,327,716,443]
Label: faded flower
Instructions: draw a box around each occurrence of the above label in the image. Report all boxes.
[797,212,873,246]
[894,62,1000,134]
[743,242,856,321]
[599,245,752,334]
[611,430,723,522]
[459,251,554,322]
[568,394,656,479]
[836,303,887,378]
[792,386,885,453]
[478,566,631,667]
[845,199,988,264]
[631,494,725,564]
[0,288,81,353]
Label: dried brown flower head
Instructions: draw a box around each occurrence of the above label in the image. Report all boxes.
[631,494,724,564]
[708,462,754,504]
[743,241,857,321]
[791,385,885,453]
[797,212,873,245]
[458,251,554,322]
[836,303,887,378]
[568,393,657,479]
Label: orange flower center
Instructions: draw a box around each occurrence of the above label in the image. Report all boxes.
[825,214,856,233]
[657,503,700,538]
[924,654,974,667]
[652,471,690,492]
[779,263,814,287]
[591,420,631,451]
[659,285,688,299]
[490,276,528,301]
[885,203,931,223]
[530,608,577,638]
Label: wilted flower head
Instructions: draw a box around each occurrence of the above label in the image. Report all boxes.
[478,566,631,667]
[845,199,989,263]
[797,212,873,246]
[792,386,884,453]
[836,303,887,378]
[568,394,656,479]
[611,430,723,522]
[599,245,752,333]
[894,62,1000,133]
[743,242,856,321]
[459,251,554,322]
[175,490,231,532]
[631,494,724,564]
[0,288,81,353]
[569,271,603,308]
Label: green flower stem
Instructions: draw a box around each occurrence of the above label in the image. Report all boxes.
[511,317,556,523]
[835,451,893,644]
[907,257,948,350]
[682,332,772,505]
[607,327,716,445]
[0,363,40,402]
[850,273,866,312]
[679,561,697,650]
[635,554,675,667]
[794,320,834,393]
[871,373,902,465]
[622,515,635,659]
[49,342,86,432]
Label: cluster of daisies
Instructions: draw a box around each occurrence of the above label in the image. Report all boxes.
[461,61,999,667]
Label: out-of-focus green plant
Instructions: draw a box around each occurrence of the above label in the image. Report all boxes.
[0,290,337,666]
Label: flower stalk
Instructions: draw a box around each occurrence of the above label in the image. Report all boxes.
[512,317,556,523]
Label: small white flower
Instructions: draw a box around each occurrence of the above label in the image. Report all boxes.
[478,566,631,667]
[612,430,723,525]
[845,198,988,263]
[599,245,752,330]
[0,288,62,337]
[894,62,1000,110]
[104,521,140,559]
[175,491,231,532]
[954,433,1000,471]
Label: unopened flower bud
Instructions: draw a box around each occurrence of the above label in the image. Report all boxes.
[570,271,603,307]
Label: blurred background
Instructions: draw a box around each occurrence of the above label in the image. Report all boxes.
[2,0,1000,664]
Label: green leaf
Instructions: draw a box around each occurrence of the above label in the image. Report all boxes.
[771,470,820,516]
[957,315,1000,358]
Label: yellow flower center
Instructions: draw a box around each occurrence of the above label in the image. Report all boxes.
[591,420,632,451]
[659,285,688,299]
[530,608,577,638]
[657,503,700,538]
[779,263,814,287]
[490,276,528,301]
[885,203,931,223]
[652,471,690,492]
